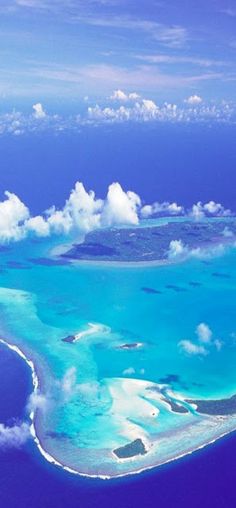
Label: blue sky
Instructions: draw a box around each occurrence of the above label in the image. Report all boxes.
[0,0,236,109]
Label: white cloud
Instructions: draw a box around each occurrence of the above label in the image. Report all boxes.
[0,421,31,448]
[0,97,233,136]
[0,181,234,248]
[178,340,208,356]
[167,239,227,262]
[123,367,135,375]
[140,205,153,218]
[26,215,50,237]
[185,95,203,105]
[141,201,184,218]
[32,102,46,119]
[214,339,223,351]
[0,191,29,243]
[196,323,212,344]
[61,367,77,396]
[27,392,48,413]
[77,381,99,399]
[87,97,234,125]
[87,98,164,123]
[190,201,231,220]
[110,90,140,101]
[179,323,223,357]
[167,239,188,260]
[0,181,142,244]
[190,202,205,220]
[203,200,231,216]
[101,182,141,226]
[110,89,128,101]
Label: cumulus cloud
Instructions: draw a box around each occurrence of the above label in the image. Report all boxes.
[167,238,226,262]
[27,392,49,413]
[101,182,141,226]
[123,367,135,375]
[0,421,31,449]
[0,191,29,243]
[0,97,234,136]
[87,98,166,123]
[26,215,50,237]
[0,181,234,247]
[179,323,223,357]
[110,90,140,101]
[178,340,208,356]
[141,201,184,218]
[190,201,231,220]
[185,95,203,105]
[0,181,143,244]
[167,239,188,260]
[32,103,46,119]
[196,322,212,344]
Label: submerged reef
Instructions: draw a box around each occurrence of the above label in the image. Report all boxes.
[0,218,236,478]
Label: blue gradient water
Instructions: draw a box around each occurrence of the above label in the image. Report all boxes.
[0,124,236,506]
[0,124,235,214]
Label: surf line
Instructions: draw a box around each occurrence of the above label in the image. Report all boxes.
[0,337,235,481]
[0,337,110,480]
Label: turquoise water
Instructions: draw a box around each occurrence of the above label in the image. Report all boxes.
[0,228,236,477]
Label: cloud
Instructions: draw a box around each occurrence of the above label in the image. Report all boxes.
[110,89,140,101]
[214,339,223,351]
[61,367,77,396]
[101,182,140,226]
[87,97,234,125]
[70,14,188,47]
[26,215,50,237]
[0,181,234,247]
[179,323,223,357]
[190,201,231,220]
[0,181,143,244]
[0,191,29,243]
[0,96,234,137]
[87,98,178,123]
[123,367,135,375]
[220,8,236,17]
[167,240,188,260]
[0,421,31,449]
[136,54,228,68]
[32,102,46,119]
[141,201,184,218]
[196,323,212,344]
[178,340,208,356]
[27,392,49,414]
[167,239,227,262]
[185,95,203,105]
[222,226,234,238]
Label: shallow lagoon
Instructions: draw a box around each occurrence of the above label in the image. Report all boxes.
[0,220,236,477]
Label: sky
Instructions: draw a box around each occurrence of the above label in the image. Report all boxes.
[0,0,236,111]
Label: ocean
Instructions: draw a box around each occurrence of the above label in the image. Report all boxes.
[0,123,235,214]
[0,122,236,507]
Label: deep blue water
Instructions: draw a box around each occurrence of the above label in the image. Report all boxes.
[0,124,236,506]
[0,344,236,508]
[0,123,235,214]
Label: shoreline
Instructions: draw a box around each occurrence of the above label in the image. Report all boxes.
[59,237,236,270]
[0,337,236,480]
